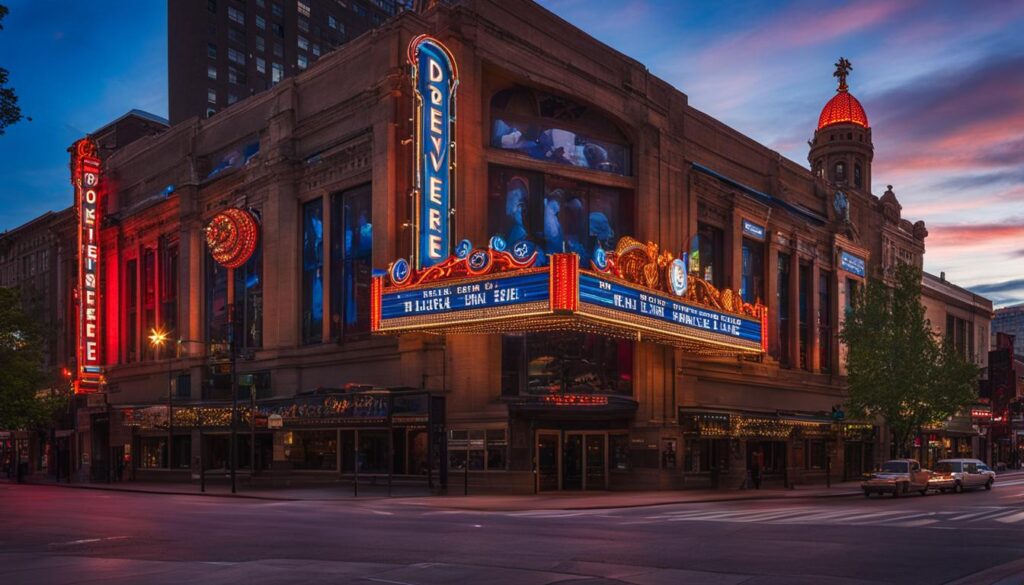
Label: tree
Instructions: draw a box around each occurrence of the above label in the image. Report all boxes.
[840,264,980,457]
[0,4,24,136]
[0,287,61,430]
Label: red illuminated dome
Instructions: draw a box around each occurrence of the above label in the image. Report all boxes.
[817,90,869,130]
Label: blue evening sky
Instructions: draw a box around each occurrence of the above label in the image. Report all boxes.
[0,1,1022,305]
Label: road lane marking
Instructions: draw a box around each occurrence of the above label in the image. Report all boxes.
[994,510,1024,524]
[48,536,128,547]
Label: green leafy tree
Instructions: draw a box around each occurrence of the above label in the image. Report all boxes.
[0,287,62,430]
[0,4,25,136]
[840,264,980,457]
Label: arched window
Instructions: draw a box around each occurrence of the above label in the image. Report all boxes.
[854,163,862,188]
[490,85,631,176]
[834,162,846,182]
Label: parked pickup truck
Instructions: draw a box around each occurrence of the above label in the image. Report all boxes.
[862,459,932,498]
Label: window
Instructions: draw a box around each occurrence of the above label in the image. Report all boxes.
[207,43,217,59]
[490,86,631,176]
[206,108,216,118]
[684,439,730,473]
[488,166,632,263]
[256,57,266,73]
[142,248,157,360]
[696,222,724,288]
[161,239,179,347]
[207,88,217,104]
[208,0,217,13]
[298,17,310,32]
[271,62,284,83]
[227,6,244,25]
[228,66,246,85]
[174,374,191,400]
[448,429,507,471]
[207,65,217,80]
[272,23,284,38]
[298,35,309,50]
[834,162,846,182]
[777,253,791,366]
[818,270,832,372]
[330,184,373,340]
[228,47,246,65]
[205,253,229,345]
[854,163,862,188]
[798,262,810,370]
[139,438,167,469]
[807,440,826,470]
[302,198,324,344]
[285,430,336,470]
[271,3,283,17]
[312,44,321,57]
[228,27,245,44]
[845,277,859,313]
[298,1,311,16]
[228,93,238,105]
[946,314,973,359]
[740,237,764,304]
[297,54,308,69]
[328,15,338,29]
[255,35,265,52]
[236,239,263,349]
[273,42,283,57]
[256,0,264,7]
[501,332,633,396]
[256,15,266,29]
[126,259,138,362]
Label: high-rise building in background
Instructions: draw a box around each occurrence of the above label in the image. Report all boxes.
[993,303,1024,353]
[168,0,407,124]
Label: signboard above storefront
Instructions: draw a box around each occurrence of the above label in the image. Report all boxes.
[840,250,866,277]
[741,220,766,240]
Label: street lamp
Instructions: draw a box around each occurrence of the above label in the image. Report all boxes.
[149,327,174,474]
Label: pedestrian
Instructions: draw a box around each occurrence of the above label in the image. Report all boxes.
[751,449,763,490]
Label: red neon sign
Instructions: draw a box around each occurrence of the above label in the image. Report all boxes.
[541,395,609,406]
[73,138,102,393]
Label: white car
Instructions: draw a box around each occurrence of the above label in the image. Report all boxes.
[862,459,932,497]
[929,459,994,493]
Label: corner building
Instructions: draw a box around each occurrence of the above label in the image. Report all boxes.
[81,0,927,491]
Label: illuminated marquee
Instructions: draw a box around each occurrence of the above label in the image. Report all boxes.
[73,138,103,392]
[409,34,458,270]
[372,238,766,356]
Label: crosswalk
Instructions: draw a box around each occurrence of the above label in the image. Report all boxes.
[620,504,1024,529]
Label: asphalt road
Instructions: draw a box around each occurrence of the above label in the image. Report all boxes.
[4,477,1024,585]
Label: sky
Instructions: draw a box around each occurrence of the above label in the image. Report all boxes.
[0,0,1021,306]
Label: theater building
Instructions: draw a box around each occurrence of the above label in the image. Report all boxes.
[70,0,929,491]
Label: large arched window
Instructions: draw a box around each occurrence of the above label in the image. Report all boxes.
[490,86,631,176]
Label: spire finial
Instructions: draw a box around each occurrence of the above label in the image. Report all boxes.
[834,57,852,92]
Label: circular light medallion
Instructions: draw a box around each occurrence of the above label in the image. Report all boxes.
[668,258,688,297]
[489,235,507,252]
[510,240,535,263]
[205,208,259,269]
[593,247,608,271]
[390,258,411,285]
[467,249,491,274]
[455,239,473,259]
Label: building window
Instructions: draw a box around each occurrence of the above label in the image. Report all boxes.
[488,166,632,263]
[126,259,138,362]
[205,253,229,345]
[161,239,179,347]
[228,27,245,45]
[271,62,284,84]
[228,47,246,65]
[490,86,631,176]
[207,65,217,80]
[207,43,217,59]
[696,222,724,289]
[297,54,308,69]
[312,44,321,57]
[228,93,238,105]
[228,66,246,85]
[227,6,245,25]
[256,57,266,74]
[330,184,373,340]
[142,248,157,360]
[285,430,336,470]
[818,270,832,372]
[255,35,265,52]
[206,108,216,118]
[448,429,507,471]
[328,15,338,29]
[207,88,217,104]
[845,277,859,313]
[298,35,309,50]
[208,0,217,13]
[256,15,266,30]
[139,438,167,469]
[298,1,311,17]
[740,237,764,304]
[302,198,324,344]
[807,440,826,470]
[834,162,846,182]
[777,253,791,366]
[271,3,283,17]
[273,42,284,57]
[501,332,633,396]
[798,262,810,371]
[854,163,862,188]
[298,17,310,32]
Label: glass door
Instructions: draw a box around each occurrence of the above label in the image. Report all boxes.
[537,432,560,492]
[563,433,584,490]
[585,434,607,490]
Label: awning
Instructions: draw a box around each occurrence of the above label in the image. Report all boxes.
[372,242,766,357]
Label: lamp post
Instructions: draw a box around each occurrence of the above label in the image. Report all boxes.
[149,327,173,473]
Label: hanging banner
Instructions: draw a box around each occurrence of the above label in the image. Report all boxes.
[73,138,103,393]
[409,34,458,270]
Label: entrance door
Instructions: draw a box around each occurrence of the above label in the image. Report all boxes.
[563,433,584,490]
[537,432,560,492]
[584,434,607,490]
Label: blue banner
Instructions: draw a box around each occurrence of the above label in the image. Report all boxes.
[840,251,865,277]
[579,274,762,344]
[381,272,550,321]
[412,37,457,269]
[742,219,765,240]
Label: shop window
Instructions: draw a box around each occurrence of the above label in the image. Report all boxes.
[138,437,167,469]
[610,434,630,471]
[330,184,372,340]
[798,262,810,371]
[502,332,633,396]
[174,374,191,400]
[490,86,631,176]
[740,237,764,304]
[487,166,631,264]
[302,198,324,344]
[126,259,138,362]
[204,253,229,346]
[696,222,724,289]
[171,436,191,469]
[235,234,263,349]
[807,440,826,470]
[285,430,336,470]
[448,428,507,471]
[684,439,731,473]
[777,253,791,366]
[818,270,832,372]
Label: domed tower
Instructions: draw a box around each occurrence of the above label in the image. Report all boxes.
[809,57,872,193]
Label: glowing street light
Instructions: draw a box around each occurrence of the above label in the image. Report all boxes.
[149,327,170,348]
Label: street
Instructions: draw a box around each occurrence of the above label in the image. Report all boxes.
[4,479,1024,585]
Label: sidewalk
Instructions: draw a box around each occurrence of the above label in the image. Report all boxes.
[21,470,1024,511]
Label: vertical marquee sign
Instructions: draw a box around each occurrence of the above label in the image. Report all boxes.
[73,138,103,393]
[408,34,458,270]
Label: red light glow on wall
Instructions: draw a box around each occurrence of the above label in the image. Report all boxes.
[73,138,102,393]
[550,253,579,312]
